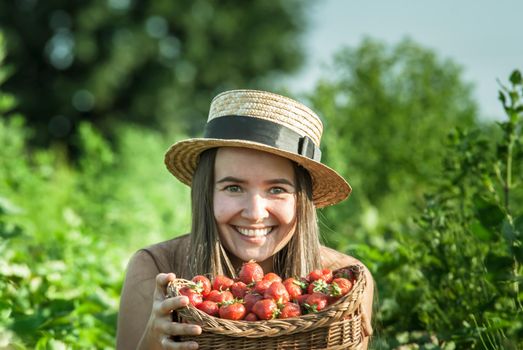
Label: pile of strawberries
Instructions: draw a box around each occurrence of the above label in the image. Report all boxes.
[175,261,356,321]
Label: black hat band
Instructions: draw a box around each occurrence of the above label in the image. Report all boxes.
[203,115,322,162]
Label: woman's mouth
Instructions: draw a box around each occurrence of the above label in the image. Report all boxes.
[234,226,274,237]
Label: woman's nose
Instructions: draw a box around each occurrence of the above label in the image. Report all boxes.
[241,194,269,222]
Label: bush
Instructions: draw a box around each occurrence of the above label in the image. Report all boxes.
[372,70,523,349]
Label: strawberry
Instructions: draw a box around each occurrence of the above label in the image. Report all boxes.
[283,278,306,300]
[279,302,302,319]
[296,294,310,306]
[307,268,333,283]
[306,269,322,282]
[263,272,282,284]
[304,292,329,313]
[330,277,353,297]
[244,312,259,321]
[238,260,264,284]
[252,298,279,320]
[244,292,264,313]
[254,279,273,295]
[219,302,246,320]
[321,269,333,283]
[206,289,234,304]
[212,275,235,291]
[178,286,203,307]
[264,281,290,304]
[196,300,219,317]
[307,279,329,294]
[192,275,212,297]
[231,281,249,299]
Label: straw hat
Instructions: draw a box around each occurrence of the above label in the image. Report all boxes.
[164,89,351,208]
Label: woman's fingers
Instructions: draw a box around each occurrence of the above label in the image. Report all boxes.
[155,295,190,316]
[163,322,202,337]
[154,273,176,301]
[159,323,201,349]
[161,337,199,350]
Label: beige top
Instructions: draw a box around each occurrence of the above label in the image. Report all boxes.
[116,234,374,349]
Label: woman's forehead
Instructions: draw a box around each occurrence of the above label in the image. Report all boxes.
[214,147,294,179]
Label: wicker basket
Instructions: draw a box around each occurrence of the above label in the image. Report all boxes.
[167,265,366,350]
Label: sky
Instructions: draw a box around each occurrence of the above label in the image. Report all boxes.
[287,0,523,120]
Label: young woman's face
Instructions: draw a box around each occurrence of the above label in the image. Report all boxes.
[213,147,297,268]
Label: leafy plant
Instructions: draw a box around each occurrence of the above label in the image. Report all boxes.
[0,30,192,347]
[374,70,522,349]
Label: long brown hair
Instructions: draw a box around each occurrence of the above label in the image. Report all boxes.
[185,148,322,278]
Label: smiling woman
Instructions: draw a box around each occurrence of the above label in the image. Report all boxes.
[116,90,374,350]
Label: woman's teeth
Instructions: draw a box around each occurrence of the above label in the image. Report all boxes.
[235,227,273,237]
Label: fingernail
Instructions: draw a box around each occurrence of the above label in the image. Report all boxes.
[189,342,199,349]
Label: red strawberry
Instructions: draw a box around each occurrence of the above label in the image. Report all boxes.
[192,275,212,297]
[330,277,353,297]
[238,260,264,284]
[254,279,273,295]
[264,282,290,304]
[307,279,329,294]
[178,286,203,307]
[219,302,246,320]
[206,289,234,304]
[244,312,259,321]
[279,302,302,318]
[263,272,282,284]
[304,292,329,313]
[212,275,235,291]
[296,294,310,306]
[252,299,279,320]
[307,269,333,283]
[244,292,264,313]
[231,281,249,299]
[196,300,219,317]
[321,269,333,283]
[306,269,322,282]
[283,278,305,300]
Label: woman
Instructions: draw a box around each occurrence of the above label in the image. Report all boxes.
[116,90,374,349]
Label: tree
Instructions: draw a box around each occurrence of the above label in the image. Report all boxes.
[0,0,308,146]
[308,38,478,243]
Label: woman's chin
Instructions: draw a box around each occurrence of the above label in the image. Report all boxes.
[230,245,273,265]
[237,250,269,264]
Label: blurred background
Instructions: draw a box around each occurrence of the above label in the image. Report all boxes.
[0,0,521,348]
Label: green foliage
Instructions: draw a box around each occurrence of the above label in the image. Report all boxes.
[371,71,523,349]
[0,116,192,348]
[308,38,521,349]
[0,0,308,146]
[0,31,191,345]
[310,38,478,243]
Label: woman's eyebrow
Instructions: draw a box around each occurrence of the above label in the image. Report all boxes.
[265,178,295,187]
[216,176,245,184]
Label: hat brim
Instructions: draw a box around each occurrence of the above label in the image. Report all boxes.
[164,138,351,208]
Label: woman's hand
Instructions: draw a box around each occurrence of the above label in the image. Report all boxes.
[139,273,202,350]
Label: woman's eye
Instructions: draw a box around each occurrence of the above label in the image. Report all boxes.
[224,185,242,193]
[269,187,286,195]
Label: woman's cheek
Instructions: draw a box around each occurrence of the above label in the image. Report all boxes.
[213,194,235,221]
